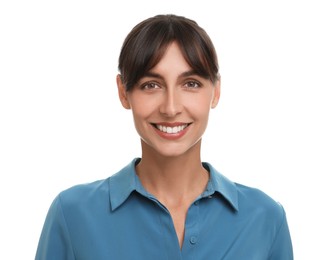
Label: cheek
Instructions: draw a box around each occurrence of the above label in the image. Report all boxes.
[130,97,157,120]
[184,94,213,115]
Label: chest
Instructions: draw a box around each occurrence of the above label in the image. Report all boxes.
[67,196,274,259]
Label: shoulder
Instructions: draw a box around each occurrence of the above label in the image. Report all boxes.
[53,159,138,212]
[235,182,286,223]
[234,183,293,257]
[57,178,110,208]
[205,162,285,220]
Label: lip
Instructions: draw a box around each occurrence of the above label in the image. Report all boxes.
[151,122,191,140]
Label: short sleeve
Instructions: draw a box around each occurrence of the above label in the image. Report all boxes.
[35,195,75,260]
[268,205,294,259]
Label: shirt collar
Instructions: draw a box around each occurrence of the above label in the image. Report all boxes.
[109,158,140,211]
[109,158,239,211]
[202,162,239,211]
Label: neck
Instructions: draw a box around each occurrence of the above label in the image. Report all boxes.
[136,140,209,202]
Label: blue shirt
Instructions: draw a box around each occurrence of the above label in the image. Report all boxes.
[36,158,293,259]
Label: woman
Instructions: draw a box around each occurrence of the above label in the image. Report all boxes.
[36,14,293,259]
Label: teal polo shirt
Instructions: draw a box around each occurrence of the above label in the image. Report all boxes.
[35,158,293,259]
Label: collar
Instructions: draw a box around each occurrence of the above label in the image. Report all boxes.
[202,162,239,211]
[109,158,239,211]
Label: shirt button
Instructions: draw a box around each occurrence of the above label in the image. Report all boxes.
[194,201,199,205]
[190,236,197,244]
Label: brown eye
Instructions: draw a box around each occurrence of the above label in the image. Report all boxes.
[184,81,201,89]
[141,82,160,90]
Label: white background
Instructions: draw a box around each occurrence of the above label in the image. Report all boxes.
[1,0,328,259]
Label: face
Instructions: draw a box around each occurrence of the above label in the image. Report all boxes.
[117,42,220,158]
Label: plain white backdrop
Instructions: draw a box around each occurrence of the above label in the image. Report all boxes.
[1,0,328,259]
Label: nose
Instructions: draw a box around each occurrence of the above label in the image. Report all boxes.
[159,89,182,117]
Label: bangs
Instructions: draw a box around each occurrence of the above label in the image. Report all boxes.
[118,15,219,91]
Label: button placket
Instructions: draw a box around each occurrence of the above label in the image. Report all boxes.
[190,236,197,245]
[183,199,200,251]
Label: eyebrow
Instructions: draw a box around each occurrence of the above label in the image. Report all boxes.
[142,70,203,80]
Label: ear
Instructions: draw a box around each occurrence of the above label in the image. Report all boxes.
[116,74,131,109]
[211,78,221,109]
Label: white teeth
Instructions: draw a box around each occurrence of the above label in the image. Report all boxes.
[156,124,188,134]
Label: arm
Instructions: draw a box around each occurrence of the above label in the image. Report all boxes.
[268,206,294,260]
[35,195,75,260]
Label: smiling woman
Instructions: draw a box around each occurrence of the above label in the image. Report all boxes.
[35,14,293,260]
[117,41,220,159]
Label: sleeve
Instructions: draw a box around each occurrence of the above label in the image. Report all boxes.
[35,195,75,260]
[268,205,294,260]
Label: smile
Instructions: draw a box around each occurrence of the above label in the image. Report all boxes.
[152,123,190,134]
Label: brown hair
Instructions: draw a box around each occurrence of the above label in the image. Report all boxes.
[118,14,220,91]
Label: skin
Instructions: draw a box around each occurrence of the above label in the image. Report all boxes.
[117,41,220,248]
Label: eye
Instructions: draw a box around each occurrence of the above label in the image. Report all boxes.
[184,80,201,89]
[141,82,160,90]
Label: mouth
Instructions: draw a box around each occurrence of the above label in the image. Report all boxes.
[151,123,191,134]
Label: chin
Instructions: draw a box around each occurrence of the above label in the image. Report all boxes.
[141,136,201,158]
[152,142,198,158]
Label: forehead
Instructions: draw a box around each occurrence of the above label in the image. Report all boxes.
[149,42,191,73]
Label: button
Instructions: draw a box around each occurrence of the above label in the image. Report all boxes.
[194,201,199,205]
[190,236,197,244]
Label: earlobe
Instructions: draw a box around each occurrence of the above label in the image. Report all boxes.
[211,79,221,109]
[116,74,131,109]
